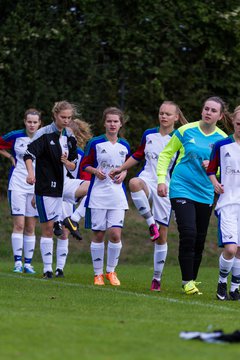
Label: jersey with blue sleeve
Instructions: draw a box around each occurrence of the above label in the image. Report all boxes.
[0,129,35,193]
[132,127,176,184]
[82,134,130,209]
[207,135,240,210]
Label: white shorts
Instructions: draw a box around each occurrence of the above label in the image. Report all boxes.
[8,190,38,217]
[216,204,240,247]
[63,177,84,204]
[89,208,125,231]
[35,195,62,223]
[139,175,171,226]
[61,201,75,221]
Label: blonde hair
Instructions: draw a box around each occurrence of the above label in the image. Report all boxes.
[161,101,188,125]
[51,100,78,120]
[68,119,93,149]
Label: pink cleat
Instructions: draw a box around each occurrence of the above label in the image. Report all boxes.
[149,223,159,241]
[150,278,161,291]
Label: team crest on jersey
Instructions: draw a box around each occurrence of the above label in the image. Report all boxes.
[50,140,55,145]
[101,149,107,153]
[119,150,126,156]
[147,140,153,144]
[224,152,231,157]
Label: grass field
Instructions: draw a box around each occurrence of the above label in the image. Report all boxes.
[0,261,239,360]
[0,197,239,359]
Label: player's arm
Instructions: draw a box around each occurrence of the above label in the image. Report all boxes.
[157,135,182,197]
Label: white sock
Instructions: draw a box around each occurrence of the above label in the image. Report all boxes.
[91,242,104,275]
[218,253,234,283]
[231,257,240,292]
[71,196,86,222]
[131,190,154,226]
[23,235,36,266]
[153,243,168,281]
[11,233,23,266]
[40,237,53,273]
[56,238,69,270]
[106,241,122,273]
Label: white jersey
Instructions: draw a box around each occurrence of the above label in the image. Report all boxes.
[0,129,35,193]
[82,134,130,209]
[207,135,240,211]
[132,127,176,185]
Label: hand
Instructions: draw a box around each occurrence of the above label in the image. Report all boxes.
[109,167,122,180]
[213,182,224,194]
[157,183,168,197]
[26,174,36,185]
[61,152,68,165]
[113,170,127,184]
[94,168,107,180]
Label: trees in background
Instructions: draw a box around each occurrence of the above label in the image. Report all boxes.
[1,0,240,191]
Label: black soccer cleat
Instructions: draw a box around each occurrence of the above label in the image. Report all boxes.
[216,282,228,300]
[53,221,63,237]
[63,216,82,240]
[55,268,64,278]
[229,289,240,301]
[43,271,53,279]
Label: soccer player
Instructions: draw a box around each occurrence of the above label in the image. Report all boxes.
[24,101,87,279]
[157,96,231,295]
[207,105,240,301]
[0,108,41,274]
[81,107,130,286]
[110,101,188,291]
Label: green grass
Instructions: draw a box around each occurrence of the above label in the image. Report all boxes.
[0,261,239,360]
[0,197,238,359]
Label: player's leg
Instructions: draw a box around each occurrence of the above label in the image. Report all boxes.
[9,191,27,273]
[105,210,124,286]
[23,216,37,274]
[150,192,170,291]
[55,201,72,277]
[129,177,159,241]
[23,194,38,274]
[62,179,88,239]
[216,205,238,300]
[90,208,106,285]
[194,201,213,280]
[36,195,62,279]
[12,215,24,273]
[229,249,240,300]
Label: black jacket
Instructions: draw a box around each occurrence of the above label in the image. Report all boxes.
[24,123,77,197]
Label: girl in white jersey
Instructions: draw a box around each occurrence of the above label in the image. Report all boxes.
[81,107,130,286]
[0,108,41,274]
[157,96,231,295]
[110,101,188,291]
[208,106,240,301]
